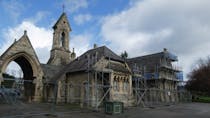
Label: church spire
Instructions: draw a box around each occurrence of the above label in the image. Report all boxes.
[52,12,71,51]
[48,12,72,66]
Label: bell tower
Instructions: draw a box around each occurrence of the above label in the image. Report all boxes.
[47,12,72,65]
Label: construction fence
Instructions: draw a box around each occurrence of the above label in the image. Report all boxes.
[133,88,192,107]
[0,78,191,110]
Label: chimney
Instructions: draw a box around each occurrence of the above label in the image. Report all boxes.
[93,44,97,49]
[71,48,76,59]
[163,48,167,52]
[24,30,27,35]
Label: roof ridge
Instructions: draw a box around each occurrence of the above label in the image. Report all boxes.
[128,52,163,60]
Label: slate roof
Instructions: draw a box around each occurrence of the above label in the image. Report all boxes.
[65,46,125,73]
[41,64,63,83]
[48,46,130,83]
[127,52,163,72]
[127,50,178,73]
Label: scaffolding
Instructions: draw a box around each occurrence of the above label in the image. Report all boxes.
[50,54,113,111]
[132,64,148,107]
[0,77,31,104]
[0,50,191,111]
[48,55,190,109]
[132,63,191,108]
[54,53,135,110]
[85,54,112,110]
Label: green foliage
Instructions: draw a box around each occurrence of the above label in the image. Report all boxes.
[121,51,128,59]
[3,73,15,79]
[1,80,15,88]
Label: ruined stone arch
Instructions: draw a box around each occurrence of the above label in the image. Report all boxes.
[0,52,40,78]
[0,51,44,100]
[0,52,43,101]
[0,31,44,102]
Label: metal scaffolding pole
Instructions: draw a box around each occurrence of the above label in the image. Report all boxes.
[87,54,90,108]
[95,71,97,110]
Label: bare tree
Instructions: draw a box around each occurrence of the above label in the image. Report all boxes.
[186,57,210,96]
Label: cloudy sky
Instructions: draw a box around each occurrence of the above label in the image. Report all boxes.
[0,0,210,80]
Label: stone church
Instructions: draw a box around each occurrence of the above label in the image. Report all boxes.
[0,12,182,107]
[0,12,134,107]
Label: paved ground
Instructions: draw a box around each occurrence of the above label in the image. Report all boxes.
[0,102,210,118]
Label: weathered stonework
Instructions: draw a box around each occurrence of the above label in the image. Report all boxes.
[0,12,181,107]
[47,13,72,66]
[0,12,134,106]
[54,50,135,107]
[0,31,44,102]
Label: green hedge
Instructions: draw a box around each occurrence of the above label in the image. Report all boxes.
[192,96,210,103]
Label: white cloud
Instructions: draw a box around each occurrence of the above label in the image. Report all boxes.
[1,20,92,63]
[64,0,88,13]
[70,33,92,56]
[100,0,210,80]
[74,14,92,25]
[0,19,93,77]
[5,61,23,78]
[0,21,53,63]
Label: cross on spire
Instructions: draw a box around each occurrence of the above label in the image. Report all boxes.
[62,4,65,12]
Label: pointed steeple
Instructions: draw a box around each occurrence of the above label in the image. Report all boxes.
[51,12,71,51]
[53,12,71,31]
[48,12,73,66]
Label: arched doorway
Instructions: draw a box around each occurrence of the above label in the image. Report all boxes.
[0,32,44,102]
[0,53,42,102]
[2,61,23,92]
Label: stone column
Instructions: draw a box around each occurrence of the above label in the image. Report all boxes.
[33,76,43,102]
[0,60,3,86]
[129,75,132,95]
[0,72,2,86]
[57,81,62,102]
[80,83,84,108]
[109,72,114,101]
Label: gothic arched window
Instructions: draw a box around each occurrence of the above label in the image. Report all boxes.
[60,32,65,47]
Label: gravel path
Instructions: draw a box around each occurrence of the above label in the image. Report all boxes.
[0,102,210,118]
